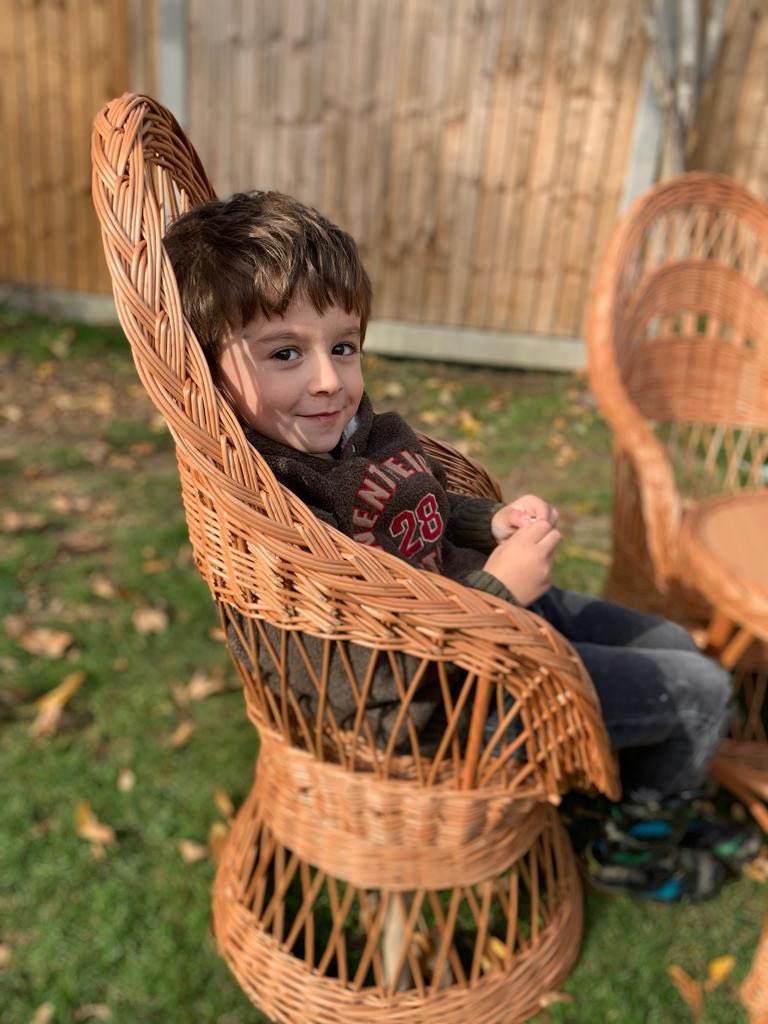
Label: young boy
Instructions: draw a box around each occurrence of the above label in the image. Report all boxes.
[163,190,758,901]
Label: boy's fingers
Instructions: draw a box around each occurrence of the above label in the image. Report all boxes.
[505,508,530,529]
[521,518,554,539]
[539,528,561,554]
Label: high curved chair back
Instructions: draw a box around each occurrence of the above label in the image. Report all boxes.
[92,92,616,1024]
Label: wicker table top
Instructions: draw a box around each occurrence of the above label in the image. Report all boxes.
[679,491,768,648]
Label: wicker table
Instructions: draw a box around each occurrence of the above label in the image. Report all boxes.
[678,491,768,829]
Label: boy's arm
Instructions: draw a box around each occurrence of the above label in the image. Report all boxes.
[461,566,518,603]
[445,493,505,552]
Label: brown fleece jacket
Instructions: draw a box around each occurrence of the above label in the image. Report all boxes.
[234,393,512,746]
[245,393,510,591]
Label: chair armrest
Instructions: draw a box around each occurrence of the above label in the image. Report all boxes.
[587,237,682,588]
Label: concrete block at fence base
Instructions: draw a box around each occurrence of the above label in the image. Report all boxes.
[365,320,585,373]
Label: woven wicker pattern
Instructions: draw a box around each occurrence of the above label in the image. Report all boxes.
[92,92,617,1023]
[587,171,768,623]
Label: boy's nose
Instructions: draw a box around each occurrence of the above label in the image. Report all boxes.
[310,353,342,393]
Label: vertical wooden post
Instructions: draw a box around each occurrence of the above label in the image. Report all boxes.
[157,0,188,127]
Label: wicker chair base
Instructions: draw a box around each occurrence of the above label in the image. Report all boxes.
[212,769,584,1024]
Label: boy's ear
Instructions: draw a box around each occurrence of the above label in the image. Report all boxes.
[214,325,237,399]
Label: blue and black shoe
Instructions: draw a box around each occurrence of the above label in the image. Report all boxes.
[601,796,761,870]
[681,811,761,871]
[584,837,726,902]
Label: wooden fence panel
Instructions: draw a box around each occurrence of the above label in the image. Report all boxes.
[186,0,646,337]
[0,0,133,295]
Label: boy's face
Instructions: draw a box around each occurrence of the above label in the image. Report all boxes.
[218,294,364,457]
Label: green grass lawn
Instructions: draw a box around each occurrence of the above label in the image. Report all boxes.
[0,307,764,1023]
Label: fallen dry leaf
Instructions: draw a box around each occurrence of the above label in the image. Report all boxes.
[178,839,208,864]
[2,614,25,639]
[90,573,118,600]
[31,670,86,738]
[668,964,704,1019]
[18,626,73,659]
[208,626,227,643]
[85,386,116,417]
[0,509,47,533]
[132,606,169,635]
[58,530,107,554]
[554,444,577,468]
[208,821,230,863]
[480,935,509,972]
[92,499,118,520]
[31,1002,55,1024]
[187,670,227,702]
[75,800,117,847]
[106,453,137,471]
[129,440,156,457]
[2,403,22,423]
[458,409,481,437]
[78,440,111,464]
[538,990,575,1008]
[171,682,191,710]
[704,954,735,991]
[169,718,195,749]
[141,557,170,574]
[0,942,11,967]
[72,1004,111,1022]
[213,784,235,821]
[35,360,56,380]
[48,493,91,515]
[117,768,136,793]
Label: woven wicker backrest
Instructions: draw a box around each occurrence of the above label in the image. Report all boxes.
[92,93,617,805]
[590,172,768,505]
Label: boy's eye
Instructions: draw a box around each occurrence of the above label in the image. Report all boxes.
[333,341,359,356]
[271,347,300,361]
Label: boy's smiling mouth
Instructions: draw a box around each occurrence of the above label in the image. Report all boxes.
[301,410,342,421]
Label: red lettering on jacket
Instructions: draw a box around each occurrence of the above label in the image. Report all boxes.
[357,473,394,512]
[381,453,416,479]
[352,506,378,530]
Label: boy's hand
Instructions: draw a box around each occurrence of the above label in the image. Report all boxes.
[483,519,561,606]
[491,494,559,543]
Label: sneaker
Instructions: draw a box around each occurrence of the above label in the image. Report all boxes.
[681,813,761,871]
[584,838,726,902]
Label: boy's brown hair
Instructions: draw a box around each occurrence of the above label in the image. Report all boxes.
[163,190,372,374]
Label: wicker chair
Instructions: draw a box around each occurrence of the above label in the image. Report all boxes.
[92,92,617,1024]
[586,171,768,819]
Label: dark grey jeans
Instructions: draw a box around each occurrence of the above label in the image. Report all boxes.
[497,587,732,803]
